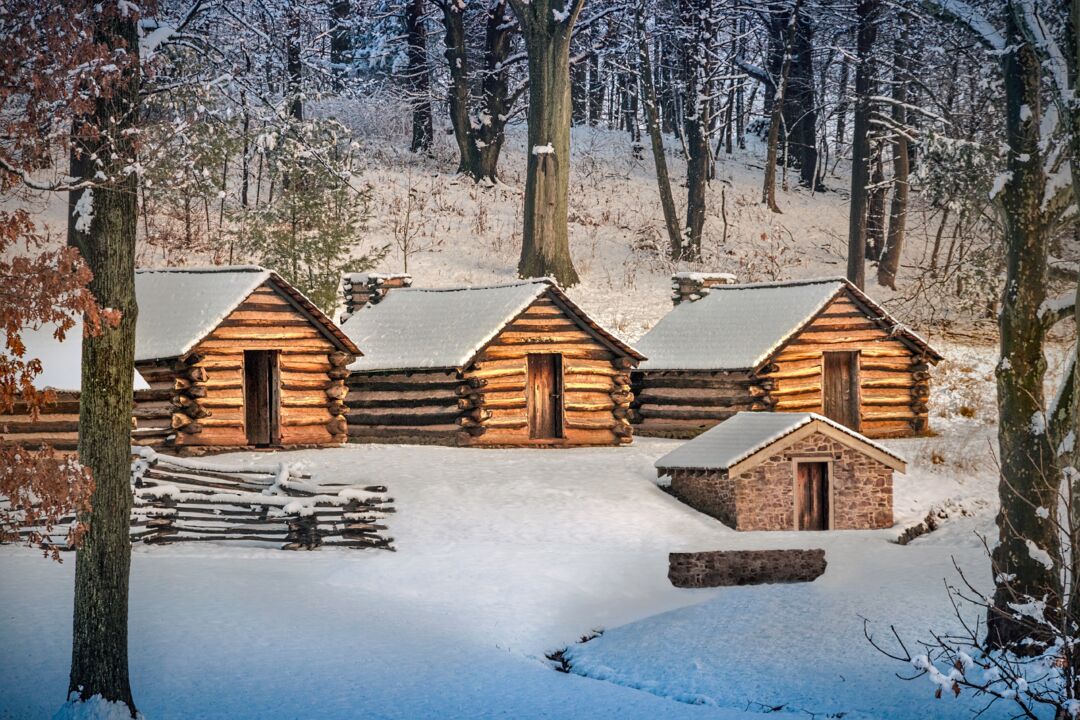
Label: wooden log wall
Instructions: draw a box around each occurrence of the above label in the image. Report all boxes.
[345,370,464,445]
[0,391,81,451]
[158,281,348,450]
[631,289,931,439]
[754,290,927,438]
[462,294,633,446]
[630,371,759,438]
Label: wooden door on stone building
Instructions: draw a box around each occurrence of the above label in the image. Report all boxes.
[527,353,563,440]
[796,462,829,530]
[822,351,860,430]
[244,350,280,447]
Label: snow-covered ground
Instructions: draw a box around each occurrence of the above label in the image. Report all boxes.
[0,404,1017,719]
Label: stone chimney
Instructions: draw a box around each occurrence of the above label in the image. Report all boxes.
[671,272,737,306]
[341,272,412,321]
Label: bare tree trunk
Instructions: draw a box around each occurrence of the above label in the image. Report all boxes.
[878,14,910,289]
[865,150,886,261]
[588,51,604,124]
[845,0,879,289]
[65,8,140,715]
[286,7,304,121]
[510,0,581,286]
[473,0,515,181]
[987,5,1058,651]
[835,41,850,148]
[762,0,802,213]
[636,0,683,260]
[405,0,433,153]
[330,0,353,90]
[439,1,476,175]
[682,0,712,259]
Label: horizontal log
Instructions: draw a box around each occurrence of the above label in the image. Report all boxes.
[348,411,461,426]
[0,420,79,434]
[347,396,459,410]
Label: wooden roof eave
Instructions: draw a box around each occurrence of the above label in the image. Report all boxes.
[726,420,907,477]
[750,281,943,375]
[463,282,646,369]
[266,272,361,357]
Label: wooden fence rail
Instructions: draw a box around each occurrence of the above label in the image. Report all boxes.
[10,448,394,552]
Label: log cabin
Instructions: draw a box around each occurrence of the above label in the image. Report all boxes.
[655,412,905,531]
[632,276,942,439]
[337,276,645,447]
[1,266,360,454]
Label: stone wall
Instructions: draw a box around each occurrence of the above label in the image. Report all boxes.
[665,430,894,531]
[668,469,736,526]
[668,549,827,587]
[733,431,893,530]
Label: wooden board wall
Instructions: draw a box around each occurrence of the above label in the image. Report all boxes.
[461,293,632,447]
[344,370,462,445]
[344,291,635,447]
[0,392,81,451]
[158,281,345,449]
[760,289,928,438]
[632,289,931,439]
[630,370,758,438]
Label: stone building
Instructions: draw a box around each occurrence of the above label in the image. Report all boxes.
[655,412,905,531]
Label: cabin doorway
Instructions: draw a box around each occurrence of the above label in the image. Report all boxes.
[244,350,280,447]
[796,462,829,530]
[527,353,563,440]
[822,351,860,430]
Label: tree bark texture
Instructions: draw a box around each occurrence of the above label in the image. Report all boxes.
[510,0,582,287]
[681,0,712,259]
[987,4,1058,651]
[330,0,353,90]
[762,0,803,213]
[405,0,434,152]
[636,1,683,260]
[845,0,879,289]
[878,15,910,289]
[65,8,140,714]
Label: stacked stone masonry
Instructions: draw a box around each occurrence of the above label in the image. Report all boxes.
[667,430,893,531]
[668,549,828,587]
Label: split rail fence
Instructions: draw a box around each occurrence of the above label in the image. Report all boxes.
[10,448,394,551]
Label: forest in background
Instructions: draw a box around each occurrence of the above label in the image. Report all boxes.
[2,0,1080,717]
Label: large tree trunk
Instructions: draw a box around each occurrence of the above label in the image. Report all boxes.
[473,0,515,181]
[787,10,817,187]
[681,0,711,259]
[865,150,886,261]
[762,0,802,213]
[405,0,433,153]
[330,0,353,90]
[440,1,476,175]
[65,8,140,715]
[512,3,580,286]
[878,15,910,289]
[845,0,879,289]
[987,5,1058,651]
[637,1,683,260]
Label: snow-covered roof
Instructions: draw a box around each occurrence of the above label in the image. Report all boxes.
[14,266,358,391]
[19,322,149,391]
[340,279,643,372]
[654,412,906,473]
[134,266,357,360]
[637,277,940,371]
[134,266,272,361]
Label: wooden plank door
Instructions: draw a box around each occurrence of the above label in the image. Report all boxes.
[796,462,829,530]
[822,351,860,430]
[527,354,563,440]
[244,350,280,446]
